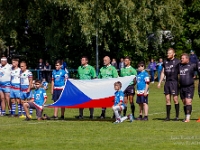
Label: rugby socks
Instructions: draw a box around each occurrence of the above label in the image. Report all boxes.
[18,104,22,115]
[22,107,26,115]
[29,108,33,115]
[183,105,186,115]
[186,105,192,120]
[123,106,127,116]
[101,108,106,117]
[79,108,84,116]
[11,104,16,115]
[131,104,135,117]
[9,109,12,115]
[175,104,179,118]
[2,110,6,115]
[166,105,171,119]
[89,108,94,116]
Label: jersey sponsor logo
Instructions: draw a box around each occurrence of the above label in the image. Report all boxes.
[180,68,188,75]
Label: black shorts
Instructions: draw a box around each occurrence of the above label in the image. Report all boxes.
[164,81,179,96]
[124,85,135,96]
[52,90,62,102]
[180,85,194,100]
[136,95,148,104]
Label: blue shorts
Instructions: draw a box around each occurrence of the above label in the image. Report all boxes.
[20,91,32,100]
[0,86,10,93]
[136,95,148,104]
[52,90,62,102]
[10,89,21,99]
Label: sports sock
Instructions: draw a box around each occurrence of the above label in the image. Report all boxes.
[131,104,135,117]
[121,116,128,122]
[166,105,171,119]
[123,106,127,116]
[12,104,16,115]
[18,104,22,115]
[2,110,6,115]
[89,108,94,116]
[186,105,192,120]
[79,108,83,116]
[29,108,33,115]
[175,103,179,118]
[22,107,26,115]
[9,109,12,115]
[183,105,186,115]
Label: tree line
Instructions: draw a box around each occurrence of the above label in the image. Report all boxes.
[0,0,199,68]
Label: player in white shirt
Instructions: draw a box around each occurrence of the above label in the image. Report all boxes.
[19,61,33,118]
[10,58,21,116]
[0,57,12,116]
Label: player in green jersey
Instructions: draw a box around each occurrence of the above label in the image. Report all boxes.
[120,56,137,118]
[98,56,118,119]
[76,56,96,119]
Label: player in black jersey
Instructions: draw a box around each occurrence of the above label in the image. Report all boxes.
[158,48,180,121]
[179,53,196,122]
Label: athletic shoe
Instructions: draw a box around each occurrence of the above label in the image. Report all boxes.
[29,115,32,119]
[164,117,170,121]
[98,114,105,119]
[75,115,83,119]
[196,119,200,122]
[173,117,179,121]
[89,115,94,119]
[129,114,133,122]
[24,117,31,121]
[113,119,121,124]
[43,114,51,120]
[60,116,65,120]
[183,119,190,123]
[51,116,58,120]
[19,115,26,119]
[136,116,142,120]
[142,117,148,121]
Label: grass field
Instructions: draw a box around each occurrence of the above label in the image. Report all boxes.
[1,81,200,150]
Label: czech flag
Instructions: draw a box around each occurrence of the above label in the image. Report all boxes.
[48,75,135,108]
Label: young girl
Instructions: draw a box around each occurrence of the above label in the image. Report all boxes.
[136,62,150,121]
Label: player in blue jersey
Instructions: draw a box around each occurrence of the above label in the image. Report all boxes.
[10,58,21,116]
[51,60,68,120]
[112,81,133,123]
[23,79,47,121]
[19,61,33,118]
[0,57,12,116]
[42,78,48,90]
[136,62,150,121]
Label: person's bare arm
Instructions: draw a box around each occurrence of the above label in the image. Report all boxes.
[157,68,165,88]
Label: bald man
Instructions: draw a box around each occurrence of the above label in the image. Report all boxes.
[98,56,118,119]
[0,57,12,116]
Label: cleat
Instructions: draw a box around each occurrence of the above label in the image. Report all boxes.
[29,115,32,119]
[51,116,58,120]
[183,119,190,123]
[19,115,26,119]
[75,115,83,119]
[164,117,170,121]
[173,117,179,121]
[142,117,148,121]
[24,117,31,121]
[136,116,142,121]
[196,119,200,122]
[98,114,105,119]
[113,119,121,124]
[60,116,65,120]
[129,114,133,122]
[89,115,94,119]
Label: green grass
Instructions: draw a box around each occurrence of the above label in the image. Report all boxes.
[1,82,200,150]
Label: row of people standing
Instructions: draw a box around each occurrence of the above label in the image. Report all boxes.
[71,56,149,121]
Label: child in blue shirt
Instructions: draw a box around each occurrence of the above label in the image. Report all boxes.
[136,62,150,121]
[112,81,133,123]
[23,79,47,121]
